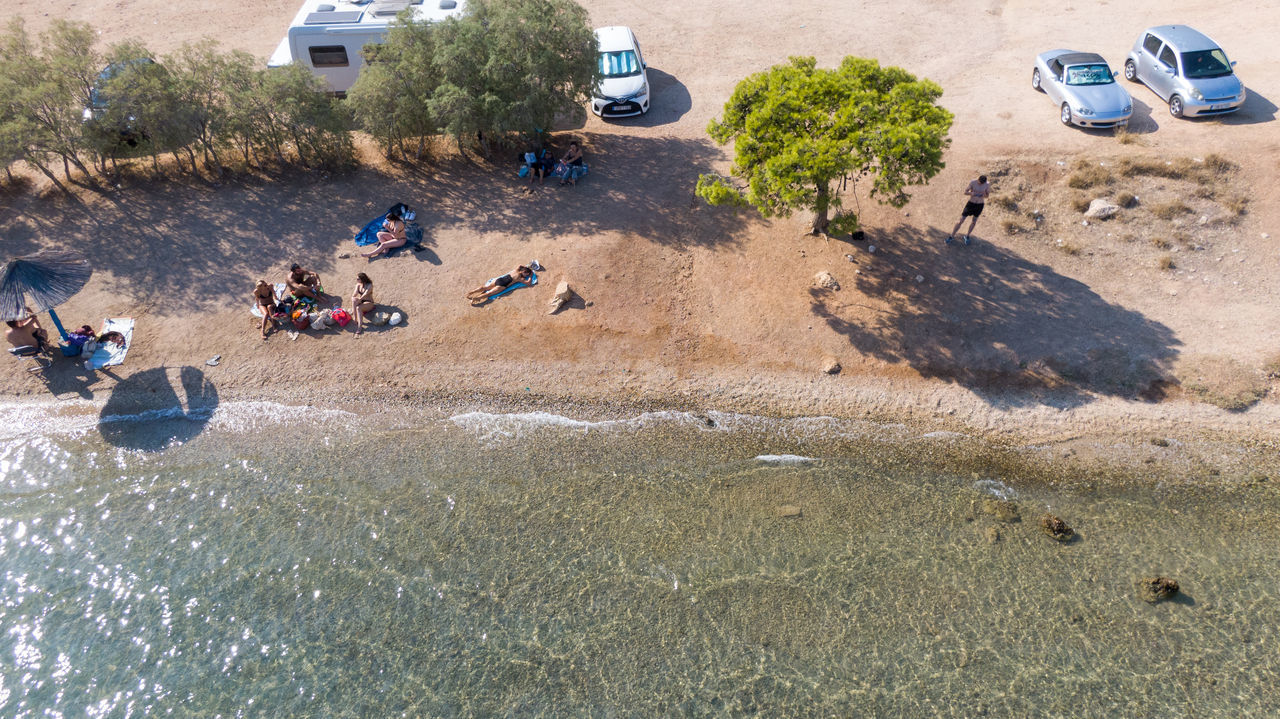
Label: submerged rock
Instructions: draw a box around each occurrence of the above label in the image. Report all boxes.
[981,498,1021,523]
[1139,576,1180,603]
[983,526,1001,543]
[1040,514,1075,542]
[776,505,802,519]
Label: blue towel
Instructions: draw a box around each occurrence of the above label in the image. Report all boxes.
[486,271,538,302]
[354,215,384,247]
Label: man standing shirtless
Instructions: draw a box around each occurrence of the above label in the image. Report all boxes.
[947,174,991,246]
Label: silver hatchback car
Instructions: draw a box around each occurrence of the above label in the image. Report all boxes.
[1124,25,1245,118]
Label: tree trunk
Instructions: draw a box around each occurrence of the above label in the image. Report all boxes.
[811,181,831,235]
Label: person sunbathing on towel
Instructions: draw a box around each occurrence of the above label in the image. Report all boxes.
[253,279,281,340]
[361,212,407,259]
[5,308,50,353]
[466,265,533,305]
[287,263,326,301]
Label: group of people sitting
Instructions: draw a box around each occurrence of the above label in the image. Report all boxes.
[525,141,586,187]
[5,309,124,359]
[253,264,380,339]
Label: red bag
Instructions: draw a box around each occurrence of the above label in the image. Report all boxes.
[331,308,352,327]
[291,308,310,330]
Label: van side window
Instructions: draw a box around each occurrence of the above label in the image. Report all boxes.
[1158,45,1177,70]
[1142,34,1162,55]
[309,45,349,68]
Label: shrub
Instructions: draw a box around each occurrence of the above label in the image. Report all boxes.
[1157,254,1175,270]
[1222,195,1248,216]
[1070,194,1091,213]
[1150,200,1191,220]
[990,195,1018,212]
[1150,236,1170,249]
[1067,163,1112,189]
[1114,191,1137,208]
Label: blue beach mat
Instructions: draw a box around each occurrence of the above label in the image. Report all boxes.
[353,203,423,254]
[477,271,537,305]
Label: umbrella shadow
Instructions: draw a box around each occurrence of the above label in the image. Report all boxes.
[813,224,1181,408]
[98,365,218,451]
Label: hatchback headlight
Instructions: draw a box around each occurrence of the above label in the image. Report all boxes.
[1123,103,1132,113]
[1189,88,1204,101]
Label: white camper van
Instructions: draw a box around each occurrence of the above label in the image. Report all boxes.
[268,0,466,94]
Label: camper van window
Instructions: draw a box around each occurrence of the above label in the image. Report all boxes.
[309,46,350,68]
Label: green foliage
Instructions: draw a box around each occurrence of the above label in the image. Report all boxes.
[699,56,953,234]
[347,11,441,159]
[430,0,598,152]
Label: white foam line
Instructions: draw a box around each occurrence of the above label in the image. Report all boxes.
[0,400,356,442]
[754,454,820,464]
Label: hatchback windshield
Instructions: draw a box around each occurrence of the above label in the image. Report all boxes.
[598,50,640,79]
[1181,49,1232,79]
[1065,64,1114,86]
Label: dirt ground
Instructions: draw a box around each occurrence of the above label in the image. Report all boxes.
[4,0,1279,452]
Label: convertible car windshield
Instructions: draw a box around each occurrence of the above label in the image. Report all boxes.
[1181,49,1233,79]
[1065,64,1114,86]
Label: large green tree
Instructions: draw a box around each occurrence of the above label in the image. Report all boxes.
[347,13,441,160]
[429,0,599,153]
[698,56,953,235]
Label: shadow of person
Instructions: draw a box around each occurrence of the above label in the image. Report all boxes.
[98,366,219,451]
[811,224,1181,409]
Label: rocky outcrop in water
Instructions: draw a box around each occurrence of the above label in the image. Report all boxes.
[1139,577,1180,603]
[981,499,1021,523]
[1039,514,1075,542]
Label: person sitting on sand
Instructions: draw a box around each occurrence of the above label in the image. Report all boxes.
[287,263,325,301]
[466,265,533,305]
[558,142,584,187]
[351,272,376,335]
[361,212,407,259]
[5,308,50,352]
[253,279,280,340]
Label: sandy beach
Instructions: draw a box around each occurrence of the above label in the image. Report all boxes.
[4,0,1279,471]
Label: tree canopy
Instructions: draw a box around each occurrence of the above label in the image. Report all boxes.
[697,56,953,235]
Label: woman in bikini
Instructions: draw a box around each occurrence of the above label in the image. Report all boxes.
[466,265,532,305]
[253,279,278,340]
[351,272,376,335]
[361,212,408,259]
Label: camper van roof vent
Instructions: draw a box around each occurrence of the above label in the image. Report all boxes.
[304,10,364,24]
[369,2,413,17]
[316,4,336,10]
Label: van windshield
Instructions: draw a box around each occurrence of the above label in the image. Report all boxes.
[1181,49,1232,79]
[598,50,640,79]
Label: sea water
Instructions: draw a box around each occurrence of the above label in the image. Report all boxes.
[0,400,1277,717]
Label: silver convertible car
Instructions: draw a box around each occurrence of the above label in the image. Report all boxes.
[1032,50,1133,129]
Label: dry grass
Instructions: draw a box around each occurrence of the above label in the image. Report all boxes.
[1193,185,1216,199]
[1222,195,1248,216]
[1178,356,1269,411]
[1150,237,1171,250]
[1117,154,1236,186]
[1158,254,1175,270]
[1263,353,1280,379]
[1057,241,1082,256]
[1114,191,1137,208]
[1067,162,1113,189]
[1070,194,1092,213]
[1150,200,1191,220]
[1203,153,1235,175]
[1001,218,1032,234]
[1115,128,1140,145]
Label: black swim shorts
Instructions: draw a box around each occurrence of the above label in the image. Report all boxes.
[961,201,985,218]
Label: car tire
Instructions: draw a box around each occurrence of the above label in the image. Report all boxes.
[1060,103,1073,126]
[1123,59,1137,82]
[1168,95,1184,118]
[1032,68,1043,92]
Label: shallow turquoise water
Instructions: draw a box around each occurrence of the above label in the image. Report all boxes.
[0,402,1277,717]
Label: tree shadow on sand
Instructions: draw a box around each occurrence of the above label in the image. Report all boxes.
[812,224,1181,409]
[98,365,218,451]
[0,133,738,312]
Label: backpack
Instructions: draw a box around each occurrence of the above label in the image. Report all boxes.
[331,308,352,327]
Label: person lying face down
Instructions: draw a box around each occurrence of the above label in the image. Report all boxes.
[287,263,324,300]
[465,265,533,305]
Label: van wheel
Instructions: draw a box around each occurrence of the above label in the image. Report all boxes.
[1168,95,1184,118]
[1032,68,1043,92]
[1124,59,1137,82]
[1060,103,1073,126]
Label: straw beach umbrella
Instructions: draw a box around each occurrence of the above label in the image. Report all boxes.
[1,250,94,340]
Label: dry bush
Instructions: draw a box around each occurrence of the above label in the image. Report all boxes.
[1203,153,1235,175]
[1057,241,1082,256]
[1263,353,1280,379]
[1001,218,1032,234]
[990,195,1019,212]
[1172,232,1193,247]
[1070,194,1092,213]
[1158,254,1175,270]
[1115,128,1140,145]
[1193,185,1216,199]
[1150,200,1191,220]
[1068,163,1113,189]
[1114,191,1137,208]
[1222,195,1248,216]
[1178,356,1269,411]
[1121,233,1138,243]
[1150,237,1171,249]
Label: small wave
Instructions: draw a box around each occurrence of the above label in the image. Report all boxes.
[0,400,355,442]
[973,479,1019,500]
[919,431,969,440]
[754,454,819,464]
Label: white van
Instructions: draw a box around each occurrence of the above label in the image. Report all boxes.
[268,0,466,94]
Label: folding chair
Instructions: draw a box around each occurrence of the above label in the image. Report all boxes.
[8,345,53,373]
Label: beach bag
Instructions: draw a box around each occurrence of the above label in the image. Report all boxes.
[291,308,310,330]
[518,165,530,178]
[369,311,390,326]
[331,308,352,327]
